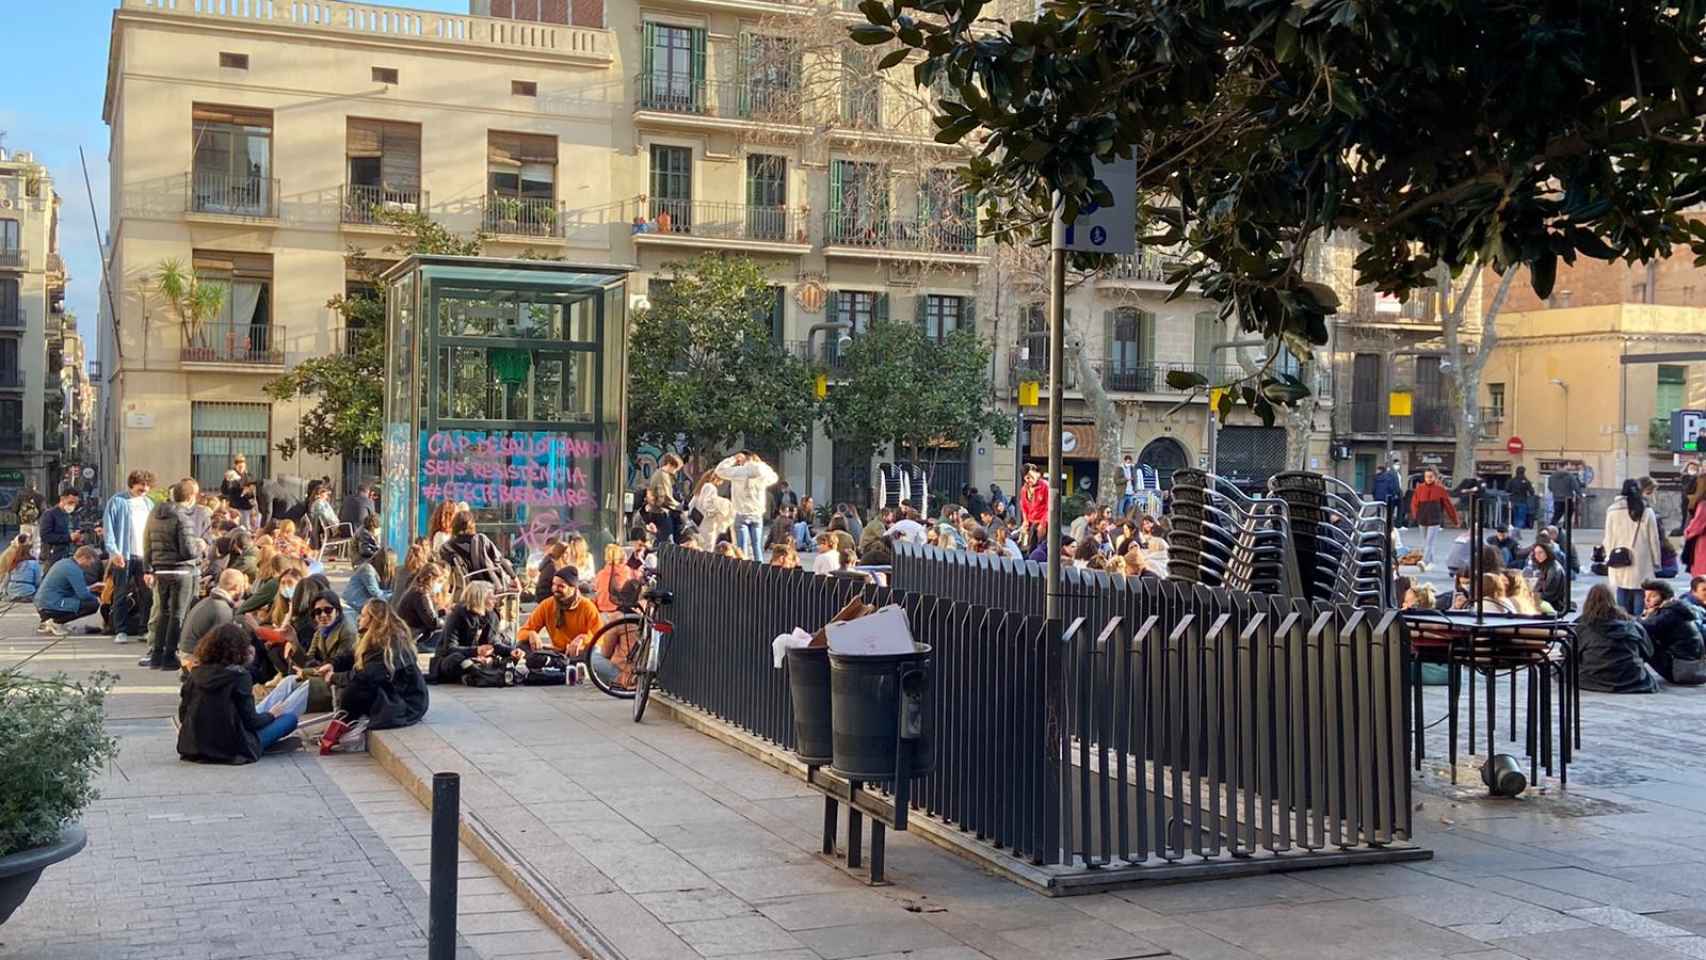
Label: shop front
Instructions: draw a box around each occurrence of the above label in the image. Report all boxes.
[380,256,631,562]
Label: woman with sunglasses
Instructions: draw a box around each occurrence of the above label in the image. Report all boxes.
[309,600,428,729]
[298,593,357,674]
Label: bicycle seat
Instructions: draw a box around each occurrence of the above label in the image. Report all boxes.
[643,588,673,605]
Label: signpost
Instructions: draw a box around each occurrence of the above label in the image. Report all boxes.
[1048,156,1136,623]
[1672,409,1706,453]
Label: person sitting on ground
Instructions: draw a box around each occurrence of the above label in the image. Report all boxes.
[1503,570,1545,616]
[178,623,312,764]
[825,515,857,555]
[398,561,450,653]
[353,513,381,564]
[563,532,595,581]
[1476,572,1518,614]
[1486,524,1522,569]
[1639,579,1706,684]
[312,600,428,729]
[533,537,567,603]
[259,566,303,629]
[860,507,892,554]
[769,542,801,569]
[1686,575,1706,614]
[1529,541,1570,615]
[714,541,741,560]
[177,568,250,669]
[34,546,103,636]
[237,553,295,620]
[343,547,394,620]
[811,531,842,575]
[2,533,42,602]
[393,539,432,598]
[296,590,357,673]
[592,543,635,617]
[431,581,521,684]
[519,569,602,656]
[859,533,894,567]
[1576,583,1660,693]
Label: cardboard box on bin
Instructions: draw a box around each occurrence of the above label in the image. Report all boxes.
[809,597,872,647]
[823,605,916,656]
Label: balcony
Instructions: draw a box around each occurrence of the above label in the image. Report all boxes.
[120,0,614,66]
[633,75,805,127]
[341,184,427,227]
[1099,360,1243,394]
[1345,401,1455,438]
[482,195,565,240]
[45,253,65,286]
[0,305,19,330]
[1479,406,1505,441]
[822,212,982,262]
[1103,249,1190,286]
[1007,348,1080,392]
[187,171,279,220]
[1653,416,1673,450]
[629,198,812,253]
[0,250,24,270]
[181,321,286,368]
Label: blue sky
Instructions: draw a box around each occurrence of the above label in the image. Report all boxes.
[0,0,474,357]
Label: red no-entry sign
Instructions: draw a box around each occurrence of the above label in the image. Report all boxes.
[1507,436,1525,455]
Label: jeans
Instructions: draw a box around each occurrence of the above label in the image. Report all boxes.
[147,567,198,668]
[1551,498,1576,529]
[1512,503,1531,530]
[1421,526,1441,564]
[110,557,148,637]
[39,597,99,625]
[1616,588,1645,618]
[734,516,763,558]
[255,675,311,751]
[1116,494,1136,519]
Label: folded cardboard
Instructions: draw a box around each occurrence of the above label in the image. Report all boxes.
[824,604,916,657]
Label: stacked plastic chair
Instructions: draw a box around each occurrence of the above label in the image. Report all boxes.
[1166,468,1300,596]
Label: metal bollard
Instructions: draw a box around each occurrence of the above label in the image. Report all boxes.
[429,772,460,960]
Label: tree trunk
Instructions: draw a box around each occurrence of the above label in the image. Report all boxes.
[1441,265,1519,481]
[1065,323,1125,504]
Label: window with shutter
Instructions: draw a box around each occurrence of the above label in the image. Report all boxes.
[745,155,786,241]
[191,104,274,216]
[642,23,703,112]
[649,145,693,231]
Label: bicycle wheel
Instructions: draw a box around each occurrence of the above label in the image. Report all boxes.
[632,669,652,722]
[580,615,642,699]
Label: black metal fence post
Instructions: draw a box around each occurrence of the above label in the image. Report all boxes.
[429,772,461,960]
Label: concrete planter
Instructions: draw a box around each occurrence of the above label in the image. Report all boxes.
[0,825,86,926]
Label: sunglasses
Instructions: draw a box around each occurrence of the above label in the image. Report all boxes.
[312,607,337,617]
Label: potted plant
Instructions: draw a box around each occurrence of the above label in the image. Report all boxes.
[0,670,118,925]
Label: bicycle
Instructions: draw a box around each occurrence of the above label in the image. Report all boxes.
[578,584,673,722]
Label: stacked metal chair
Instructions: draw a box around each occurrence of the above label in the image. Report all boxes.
[1268,472,1390,605]
[1166,468,1300,596]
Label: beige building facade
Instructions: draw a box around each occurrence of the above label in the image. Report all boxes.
[0,147,69,500]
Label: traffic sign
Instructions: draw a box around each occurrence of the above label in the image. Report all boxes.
[1506,436,1525,455]
[1052,155,1137,254]
[1672,409,1706,452]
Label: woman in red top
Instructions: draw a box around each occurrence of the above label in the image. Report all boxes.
[593,542,636,619]
[1409,468,1459,571]
[1019,465,1050,549]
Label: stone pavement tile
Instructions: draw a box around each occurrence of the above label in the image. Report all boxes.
[1292,863,1477,900]
[1113,873,1341,915]
[1487,926,1695,960]
[1373,889,1572,928]
[461,931,576,957]
[1459,876,1602,912]
[755,889,922,931]
[1502,866,1691,913]
[1611,861,1706,899]
[670,916,806,957]
[792,916,964,960]
[1137,926,1262,960]
[1408,829,1575,877]
[1446,910,1593,942]
[1051,893,1174,934]
[1179,898,1487,960]
[636,888,760,924]
[1660,938,1706,959]
[1563,905,1696,938]
[1445,951,1528,960]
[456,910,551,937]
[1541,835,1706,870]
[572,889,699,957]
[856,948,995,960]
[1647,912,1706,936]
[992,919,1166,960]
[711,863,869,903]
[584,783,752,830]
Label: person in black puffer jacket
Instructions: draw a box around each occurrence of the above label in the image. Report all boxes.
[317,600,428,729]
[1639,579,1706,684]
[437,513,516,591]
[429,581,519,684]
[1575,584,1660,694]
[1529,541,1570,614]
[178,623,311,764]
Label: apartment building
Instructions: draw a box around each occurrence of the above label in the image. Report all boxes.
[0,147,68,501]
[100,0,1295,505]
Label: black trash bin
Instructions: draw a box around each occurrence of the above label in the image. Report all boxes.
[828,645,935,781]
[786,645,833,766]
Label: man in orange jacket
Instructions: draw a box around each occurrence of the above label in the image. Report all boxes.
[519,570,602,655]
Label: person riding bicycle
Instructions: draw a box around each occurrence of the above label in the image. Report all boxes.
[519,569,601,655]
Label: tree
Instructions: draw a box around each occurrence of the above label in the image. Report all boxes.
[1438,265,1521,480]
[263,208,483,460]
[856,0,1706,415]
[626,254,819,460]
[153,259,226,346]
[821,317,1013,486]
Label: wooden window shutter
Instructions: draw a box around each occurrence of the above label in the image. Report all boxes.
[380,122,422,190]
[192,104,272,128]
[962,298,975,331]
[1141,310,1156,363]
[347,119,383,158]
[488,132,522,167]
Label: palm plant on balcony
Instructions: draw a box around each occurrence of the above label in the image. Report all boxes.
[155,259,227,360]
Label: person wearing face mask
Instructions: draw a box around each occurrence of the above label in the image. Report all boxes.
[398,562,450,653]
[236,554,296,620]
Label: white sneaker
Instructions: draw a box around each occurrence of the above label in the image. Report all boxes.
[137,655,153,667]
[37,621,64,636]
[113,632,130,645]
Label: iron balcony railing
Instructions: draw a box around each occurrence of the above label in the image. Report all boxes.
[788,338,854,374]
[188,170,280,218]
[823,211,978,254]
[1104,249,1190,283]
[1349,401,1454,437]
[840,89,883,130]
[633,74,803,123]
[630,197,810,245]
[0,250,24,270]
[181,320,286,366]
[1099,360,1243,394]
[342,183,427,225]
[482,194,565,238]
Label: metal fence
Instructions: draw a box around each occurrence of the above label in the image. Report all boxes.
[658,543,1418,880]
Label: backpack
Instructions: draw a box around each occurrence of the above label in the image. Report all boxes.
[460,660,510,688]
[521,650,569,686]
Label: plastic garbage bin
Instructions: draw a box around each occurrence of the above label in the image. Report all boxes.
[828,645,934,781]
[785,646,833,766]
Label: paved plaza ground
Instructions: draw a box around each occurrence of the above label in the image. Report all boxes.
[9,539,1706,960]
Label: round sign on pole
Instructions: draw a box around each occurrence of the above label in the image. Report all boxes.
[1506,436,1525,455]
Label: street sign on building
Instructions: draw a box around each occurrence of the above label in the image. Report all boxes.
[1671,409,1706,452]
[1052,155,1137,254]
[1507,436,1525,455]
